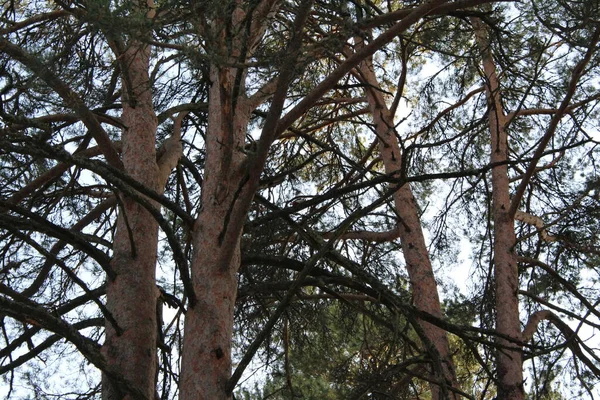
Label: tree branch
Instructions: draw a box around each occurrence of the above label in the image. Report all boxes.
[522,310,600,377]
[0,37,123,170]
[0,292,150,399]
[509,26,600,217]
[278,0,499,135]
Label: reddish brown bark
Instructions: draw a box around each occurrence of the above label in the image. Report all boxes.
[179,3,316,396]
[180,3,499,398]
[472,17,524,400]
[179,57,255,400]
[102,37,160,400]
[356,46,459,399]
[179,4,284,397]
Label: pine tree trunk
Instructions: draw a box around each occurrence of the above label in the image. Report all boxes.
[357,51,459,399]
[179,63,254,400]
[472,17,525,400]
[102,39,160,400]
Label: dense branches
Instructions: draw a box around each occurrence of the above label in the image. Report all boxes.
[0,1,599,399]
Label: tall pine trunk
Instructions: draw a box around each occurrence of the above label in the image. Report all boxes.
[179,60,257,400]
[102,38,160,400]
[357,46,459,399]
[472,17,524,400]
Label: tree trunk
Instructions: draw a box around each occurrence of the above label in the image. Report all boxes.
[179,61,254,400]
[357,48,459,399]
[102,39,160,400]
[472,17,524,400]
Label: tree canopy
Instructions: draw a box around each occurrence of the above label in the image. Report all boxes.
[0,0,599,399]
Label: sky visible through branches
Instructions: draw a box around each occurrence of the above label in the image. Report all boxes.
[1,1,600,399]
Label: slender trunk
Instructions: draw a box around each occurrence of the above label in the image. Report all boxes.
[472,17,524,400]
[357,51,458,399]
[102,39,160,400]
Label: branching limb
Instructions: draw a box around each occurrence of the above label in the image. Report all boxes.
[157,112,187,190]
[509,26,600,217]
[0,291,150,399]
[514,211,556,242]
[522,310,600,377]
[519,257,600,321]
[0,37,123,169]
[0,287,106,361]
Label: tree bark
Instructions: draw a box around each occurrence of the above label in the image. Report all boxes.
[179,59,254,400]
[472,17,524,400]
[179,4,293,397]
[102,36,160,400]
[356,46,459,399]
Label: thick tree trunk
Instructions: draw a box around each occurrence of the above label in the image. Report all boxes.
[357,52,458,399]
[179,212,241,400]
[472,18,524,400]
[179,62,254,400]
[102,40,160,400]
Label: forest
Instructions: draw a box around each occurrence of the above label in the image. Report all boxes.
[0,0,599,399]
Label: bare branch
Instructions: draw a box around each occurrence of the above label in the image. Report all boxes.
[522,310,600,377]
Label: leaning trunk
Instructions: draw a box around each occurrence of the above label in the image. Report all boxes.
[472,17,524,400]
[357,48,458,399]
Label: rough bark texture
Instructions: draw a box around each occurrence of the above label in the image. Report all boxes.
[357,51,458,399]
[472,17,524,400]
[177,5,271,397]
[180,60,253,400]
[102,38,160,400]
